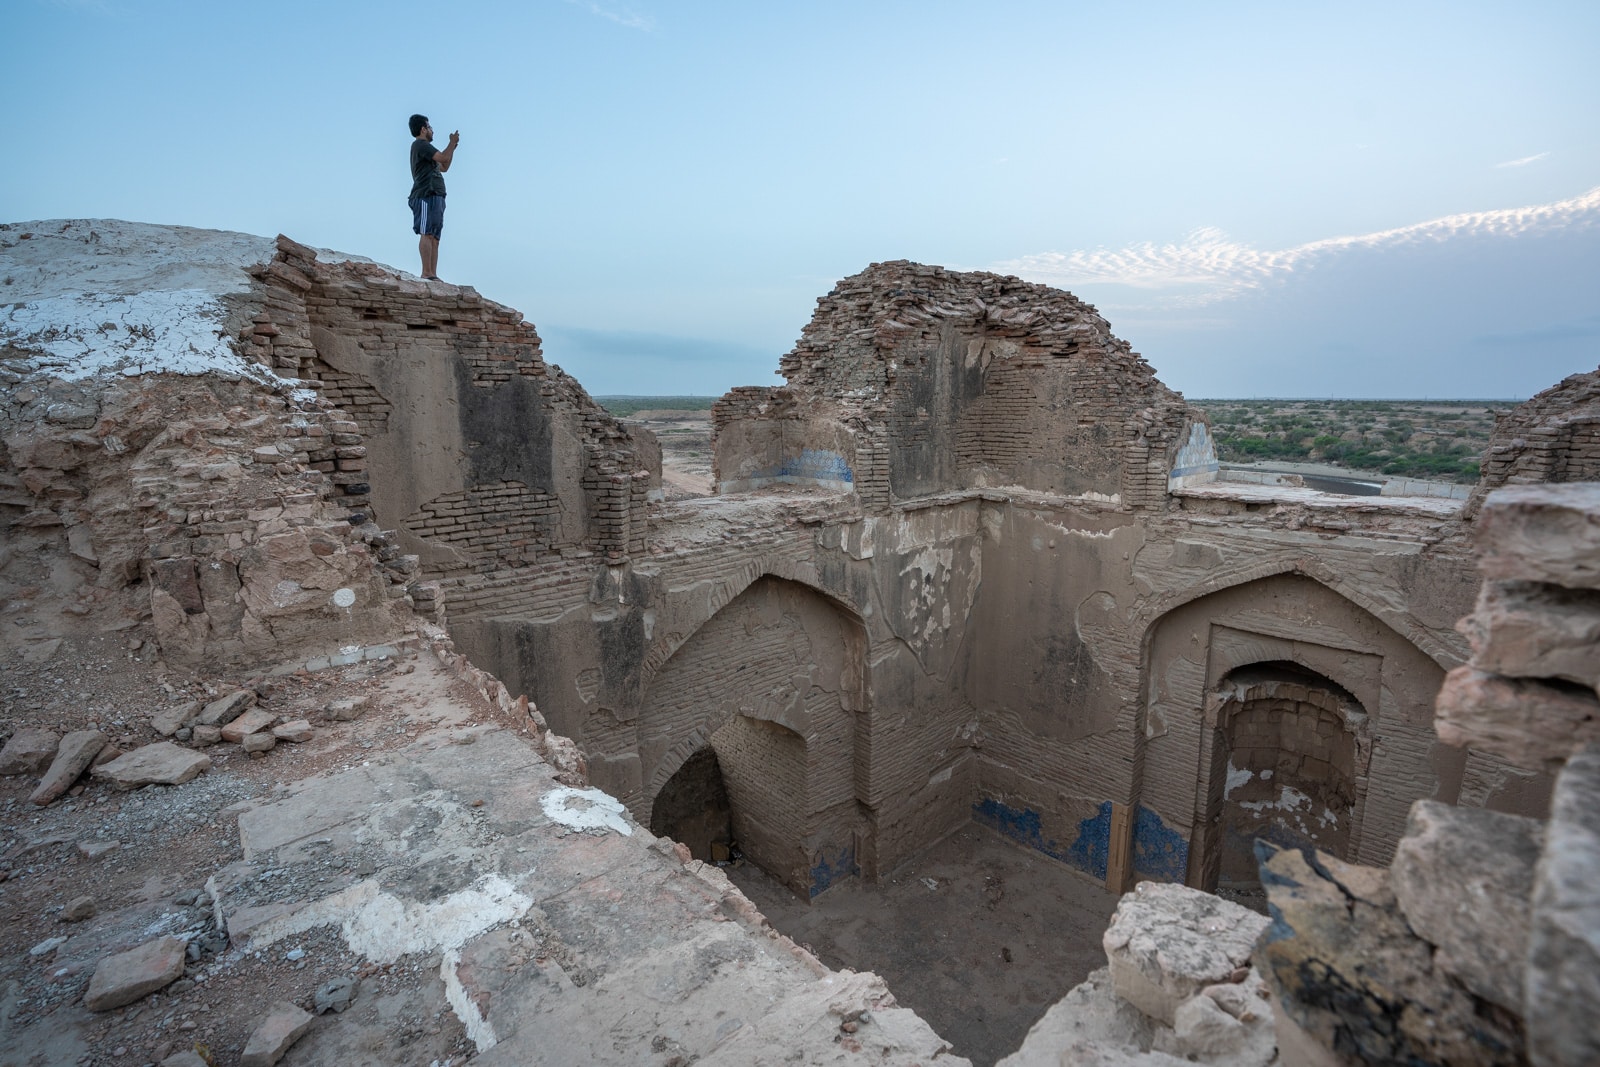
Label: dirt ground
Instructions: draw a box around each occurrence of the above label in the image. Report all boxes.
[0,634,502,1067]
[725,824,1119,1067]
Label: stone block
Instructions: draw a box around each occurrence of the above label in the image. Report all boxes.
[1527,743,1600,1067]
[29,730,107,806]
[1463,580,1600,690]
[0,728,60,775]
[324,695,371,721]
[196,689,256,727]
[90,742,212,789]
[242,731,276,754]
[190,724,222,747]
[1435,667,1600,772]
[1390,800,1542,1013]
[1254,842,1522,1066]
[239,1001,314,1067]
[1163,990,1270,1066]
[150,701,200,737]
[83,935,186,1011]
[220,708,277,743]
[272,719,313,743]
[995,967,1154,1066]
[161,1051,209,1067]
[1101,881,1269,1026]
[1476,484,1600,591]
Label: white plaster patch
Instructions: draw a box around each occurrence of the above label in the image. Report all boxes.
[1240,785,1312,815]
[541,787,633,835]
[1,289,275,384]
[1223,760,1253,799]
[441,947,499,1051]
[331,587,357,608]
[241,874,532,964]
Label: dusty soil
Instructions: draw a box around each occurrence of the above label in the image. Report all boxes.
[0,633,503,1067]
[725,824,1119,1067]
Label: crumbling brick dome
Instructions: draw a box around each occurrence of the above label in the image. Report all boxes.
[715,260,1192,505]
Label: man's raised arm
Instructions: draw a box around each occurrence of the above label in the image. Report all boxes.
[434,131,461,173]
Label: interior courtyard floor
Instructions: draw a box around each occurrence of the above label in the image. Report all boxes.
[724,822,1120,1067]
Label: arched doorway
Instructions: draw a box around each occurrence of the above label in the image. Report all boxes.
[635,576,867,897]
[1207,663,1368,891]
[1137,571,1450,892]
[649,747,733,863]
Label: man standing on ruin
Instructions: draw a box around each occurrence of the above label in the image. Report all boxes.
[408,114,459,282]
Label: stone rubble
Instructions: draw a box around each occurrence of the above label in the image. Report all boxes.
[1004,886,1273,1066]
[239,1001,315,1067]
[28,728,107,805]
[1101,882,1267,1027]
[0,727,60,775]
[82,935,188,1012]
[89,741,213,788]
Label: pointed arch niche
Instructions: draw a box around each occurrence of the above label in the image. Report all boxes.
[1136,572,1456,891]
[632,576,868,898]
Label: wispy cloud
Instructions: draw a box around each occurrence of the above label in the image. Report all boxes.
[1496,152,1550,168]
[565,0,655,31]
[995,187,1600,307]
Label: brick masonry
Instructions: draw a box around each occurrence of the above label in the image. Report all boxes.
[118,242,1570,898]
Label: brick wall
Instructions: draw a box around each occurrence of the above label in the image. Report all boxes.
[243,237,651,576]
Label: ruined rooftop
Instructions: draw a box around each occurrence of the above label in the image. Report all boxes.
[2,219,1596,1066]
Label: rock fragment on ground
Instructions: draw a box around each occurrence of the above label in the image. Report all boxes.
[0,728,60,775]
[60,895,97,922]
[90,741,212,788]
[160,1051,209,1067]
[313,975,357,1014]
[239,1001,314,1067]
[150,701,200,737]
[273,719,314,742]
[241,731,276,755]
[1101,882,1268,1026]
[191,724,222,746]
[29,729,108,805]
[196,689,256,727]
[83,935,187,1011]
[220,707,276,743]
[323,695,370,721]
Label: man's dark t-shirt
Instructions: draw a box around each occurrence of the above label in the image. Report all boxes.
[410,139,447,199]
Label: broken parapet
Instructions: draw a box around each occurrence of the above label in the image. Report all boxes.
[1468,364,1600,516]
[1254,842,1525,1066]
[247,235,654,575]
[1255,481,1600,1067]
[1001,882,1274,1066]
[713,261,1200,507]
[1438,483,1600,767]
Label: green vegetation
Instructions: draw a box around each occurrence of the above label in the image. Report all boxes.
[1189,399,1520,484]
[595,396,719,418]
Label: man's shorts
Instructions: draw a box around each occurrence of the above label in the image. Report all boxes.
[409,195,446,239]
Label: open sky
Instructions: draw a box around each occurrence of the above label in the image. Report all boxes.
[8,0,1598,399]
